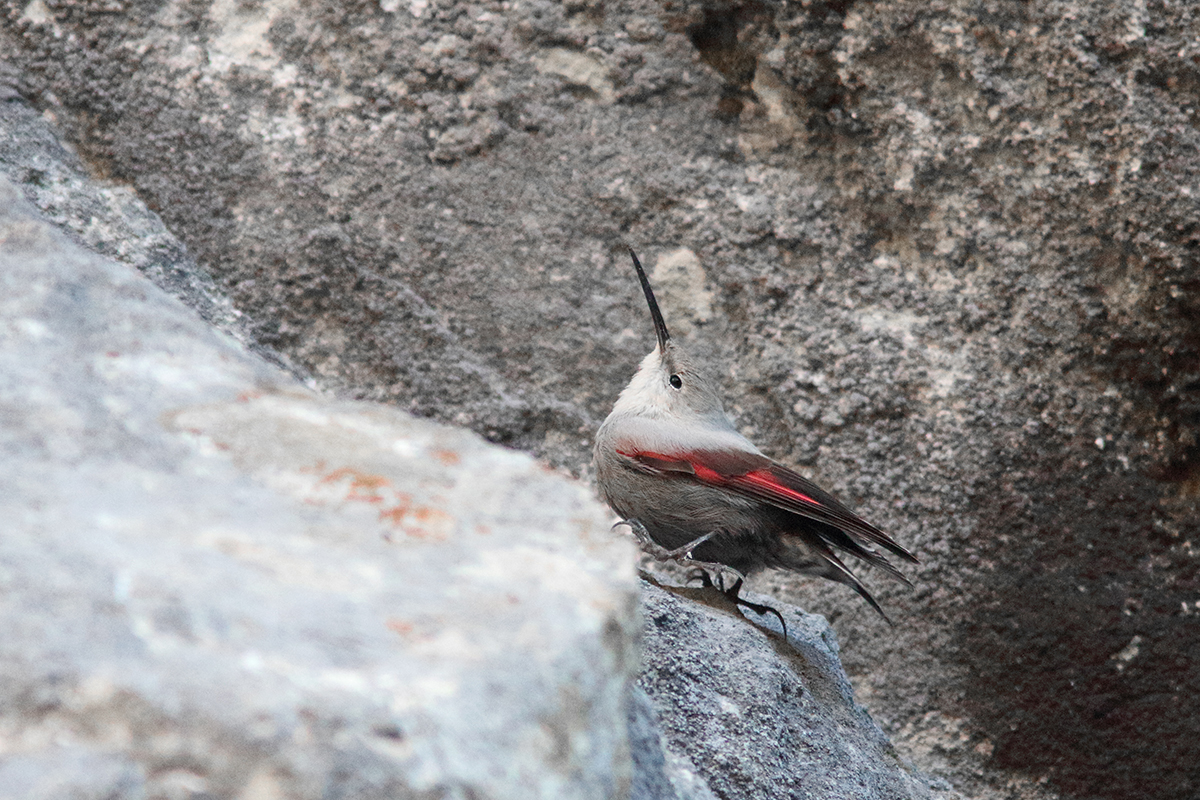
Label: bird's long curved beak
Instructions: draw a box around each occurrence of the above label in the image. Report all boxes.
[628,248,670,352]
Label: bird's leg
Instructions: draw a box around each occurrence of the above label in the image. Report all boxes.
[662,530,718,560]
[692,570,726,592]
[613,520,745,587]
[723,578,788,640]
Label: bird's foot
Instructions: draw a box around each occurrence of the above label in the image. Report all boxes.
[613,520,745,587]
[685,569,733,593]
[661,530,718,560]
[723,578,788,640]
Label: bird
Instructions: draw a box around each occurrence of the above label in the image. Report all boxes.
[594,247,916,631]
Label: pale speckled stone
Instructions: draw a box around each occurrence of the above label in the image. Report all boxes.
[650,248,715,337]
[6,0,1199,794]
[0,176,638,800]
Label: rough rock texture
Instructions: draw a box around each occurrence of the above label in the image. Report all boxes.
[0,131,937,799]
[0,175,638,799]
[636,579,952,800]
[0,85,298,374]
[3,0,1199,798]
[0,749,146,800]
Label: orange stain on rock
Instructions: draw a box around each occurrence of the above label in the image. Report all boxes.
[431,448,461,466]
[413,506,449,524]
[318,467,390,503]
[379,502,453,540]
[386,618,415,637]
[378,497,414,525]
[301,464,455,539]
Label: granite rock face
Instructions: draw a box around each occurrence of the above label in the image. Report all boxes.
[0,145,940,799]
[3,0,1199,798]
[635,580,951,800]
[0,176,638,799]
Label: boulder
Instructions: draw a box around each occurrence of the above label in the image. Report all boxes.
[0,175,638,799]
[4,0,1198,796]
[0,147,943,798]
[635,579,952,800]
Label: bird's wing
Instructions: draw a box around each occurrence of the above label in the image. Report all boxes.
[616,444,917,579]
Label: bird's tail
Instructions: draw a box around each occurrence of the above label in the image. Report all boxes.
[775,532,896,623]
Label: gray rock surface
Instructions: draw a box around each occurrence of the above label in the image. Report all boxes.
[0,88,296,375]
[3,0,1199,798]
[636,579,951,800]
[0,748,146,800]
[0,87,945,800]
[0,176,638,798]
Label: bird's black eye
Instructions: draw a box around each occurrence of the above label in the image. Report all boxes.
[669,374,683,389]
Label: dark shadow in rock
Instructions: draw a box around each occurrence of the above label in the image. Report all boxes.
[959,451,1200,800]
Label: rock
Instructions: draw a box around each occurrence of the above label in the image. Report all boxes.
[649,248,714,336]
[0,749,145,800]
[636,580,949,800]
[625,686,688,800]
[4,0,1199,797]
[0,96,266,366]
[0,84,942,800]
[532,48,617,104]
[0,176,638,799]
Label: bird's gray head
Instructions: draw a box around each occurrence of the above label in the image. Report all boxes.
[611,249,728,424]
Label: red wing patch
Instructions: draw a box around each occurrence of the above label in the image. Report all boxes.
[616,445,916,564]
[727,465,917,563]
[739,468,819,506]
[617,449,820,508]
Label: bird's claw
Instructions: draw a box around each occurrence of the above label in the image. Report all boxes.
[616,520,744,587]
[722,577,788,640]
[682,559,745,588]
[662,530,717,560]
[613,518,658,550]
[616,520,786,639]
[733,595,789,641]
